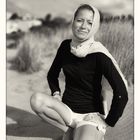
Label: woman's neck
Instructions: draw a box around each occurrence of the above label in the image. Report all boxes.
[71,37,88,47]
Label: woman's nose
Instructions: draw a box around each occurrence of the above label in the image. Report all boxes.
[81,21,87,28]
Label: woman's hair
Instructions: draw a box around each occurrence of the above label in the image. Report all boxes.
[74,4,95,20]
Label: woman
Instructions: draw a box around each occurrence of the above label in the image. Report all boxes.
[30,4,128,140]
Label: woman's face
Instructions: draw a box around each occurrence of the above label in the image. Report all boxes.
[72,9,94,41]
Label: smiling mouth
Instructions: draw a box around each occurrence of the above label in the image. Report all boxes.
[78,30,88,34]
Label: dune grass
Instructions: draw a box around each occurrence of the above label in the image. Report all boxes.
[9,32,47,72]
[9,27,71,73]
[96,20,134,83]
[9,20,133,83]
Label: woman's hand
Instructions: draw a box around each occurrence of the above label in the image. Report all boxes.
[84,113,108,128]
[53,91,61,101]
[53,94,62,101]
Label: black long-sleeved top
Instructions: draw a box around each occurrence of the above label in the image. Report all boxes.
[47,39,128,127]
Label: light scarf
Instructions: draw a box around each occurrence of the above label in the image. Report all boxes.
[70,4,128,90]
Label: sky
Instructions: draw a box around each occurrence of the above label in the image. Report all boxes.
[7,0,133,18]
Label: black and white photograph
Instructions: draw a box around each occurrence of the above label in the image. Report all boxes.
[6,0,134,140]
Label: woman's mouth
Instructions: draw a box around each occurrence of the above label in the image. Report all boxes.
[78,30,88,34]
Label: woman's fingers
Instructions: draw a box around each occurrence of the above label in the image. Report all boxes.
[53,94,62,101]
[83,113,108,128]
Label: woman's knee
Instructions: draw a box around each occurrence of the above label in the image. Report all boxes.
[30,92,51,113]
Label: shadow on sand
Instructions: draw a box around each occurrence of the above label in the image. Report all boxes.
[7,106,64,140]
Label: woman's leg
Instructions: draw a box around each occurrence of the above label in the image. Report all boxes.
[30,92,72,127]
[73,125,104,140]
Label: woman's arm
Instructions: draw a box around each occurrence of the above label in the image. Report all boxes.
[47,41,64,96]
[98,53,128,127]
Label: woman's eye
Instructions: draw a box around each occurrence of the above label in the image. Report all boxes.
[88,22,92,25]
[76,19,82,22]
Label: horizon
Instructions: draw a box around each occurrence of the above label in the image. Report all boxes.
[7,0,133,19]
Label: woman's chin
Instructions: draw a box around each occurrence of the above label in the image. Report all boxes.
[75,35,89,42]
